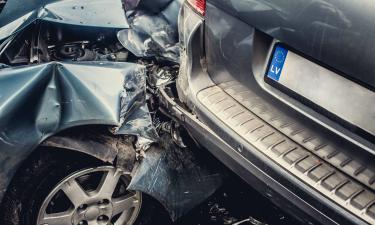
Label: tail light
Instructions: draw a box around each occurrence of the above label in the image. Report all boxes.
[187,0,206,16]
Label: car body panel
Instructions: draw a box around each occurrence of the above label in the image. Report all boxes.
[0,61,157,202]
[207,0,375,89]
[176,1,375,224]
[0,0,129,41]
[204,1,374,151]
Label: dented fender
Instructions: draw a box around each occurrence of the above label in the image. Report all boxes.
[41,127,137,172]
[0,61,157,202]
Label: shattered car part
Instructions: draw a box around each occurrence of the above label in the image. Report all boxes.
[115,65,159,148]
[144,61,179,88]
[128,134,224,221]
[0,61,157,200]
[0,0,176,206]
[157,121,188,148]
[118,0,182,62]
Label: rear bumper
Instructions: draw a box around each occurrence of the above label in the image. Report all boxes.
[175,2,375,225]
[160,83,367,225]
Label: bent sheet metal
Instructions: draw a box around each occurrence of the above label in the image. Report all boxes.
[0,61,157,198]
[118,0,183,62]
[0,0,129,41]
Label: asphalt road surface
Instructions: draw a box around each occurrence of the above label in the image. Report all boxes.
[175,176,303,225]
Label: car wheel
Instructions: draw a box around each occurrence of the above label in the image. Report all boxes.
[0,150,170,225]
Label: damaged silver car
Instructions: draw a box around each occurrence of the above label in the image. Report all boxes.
[0,1,225,225]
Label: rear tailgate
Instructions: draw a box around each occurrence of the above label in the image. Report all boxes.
[208,0,375,89]
[196,0,375,224]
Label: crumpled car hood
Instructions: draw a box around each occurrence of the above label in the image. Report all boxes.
[0,61,156,138]
[0,0,180,182]
[0,0,129,41]
[0,0,182,62]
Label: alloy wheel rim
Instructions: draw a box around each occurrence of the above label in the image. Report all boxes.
[37,166,142,225]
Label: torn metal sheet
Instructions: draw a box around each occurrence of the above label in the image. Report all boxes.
[0,61,157,200]
[115,64,159,147]
[118,0,182,62]
[128,134,224,221]
[0,0,129,41]
[42,127,137,172]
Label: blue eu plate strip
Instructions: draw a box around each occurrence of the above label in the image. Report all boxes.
[267,45,288,81]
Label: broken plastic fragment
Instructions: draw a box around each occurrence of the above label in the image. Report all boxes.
[118,0,182,62]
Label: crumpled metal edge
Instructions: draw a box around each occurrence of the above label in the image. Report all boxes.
[117,0,182,63]
[0,0,129,41]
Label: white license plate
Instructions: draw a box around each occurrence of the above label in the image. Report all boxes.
[265,44,375,136]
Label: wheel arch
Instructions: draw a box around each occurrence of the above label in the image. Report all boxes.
[0,125,144,225]
[38,125,137,171]
[0,125,138,206]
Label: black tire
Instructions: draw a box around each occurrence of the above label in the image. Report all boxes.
[0,149,171,225]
